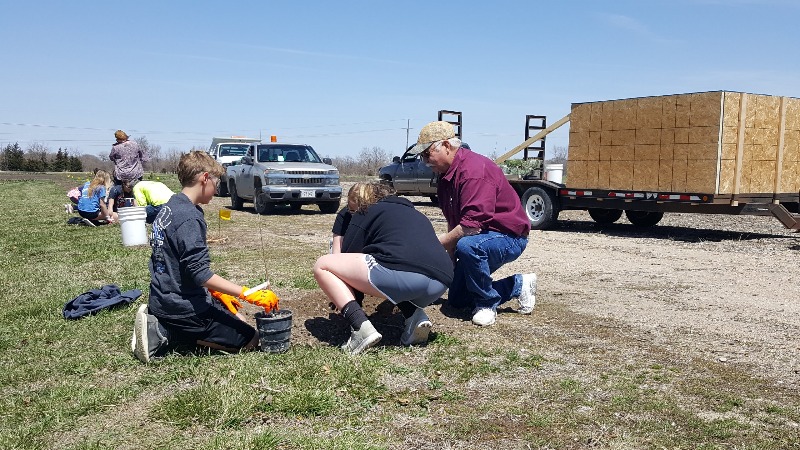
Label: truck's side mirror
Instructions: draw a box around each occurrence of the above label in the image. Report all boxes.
[323,157,332,165]
[392,156,400,163]
[242,156,253,165]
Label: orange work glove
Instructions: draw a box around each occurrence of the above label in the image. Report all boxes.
[242,289,280,314]
[209,289,242,315]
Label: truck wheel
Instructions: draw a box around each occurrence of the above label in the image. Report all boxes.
[521,186,558,230]
[216,180,229,197]
[318,201,340,214]
[588,208,623,225]
[229,182,243,210]
[254,194,275,215]
[625,210,664,227]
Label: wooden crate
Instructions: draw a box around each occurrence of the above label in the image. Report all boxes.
[568,91,800,195]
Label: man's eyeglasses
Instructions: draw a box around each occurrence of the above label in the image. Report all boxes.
[420,141,440,159]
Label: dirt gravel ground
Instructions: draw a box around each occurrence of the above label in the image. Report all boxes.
[32,172,800,390]
[227,180,800,391]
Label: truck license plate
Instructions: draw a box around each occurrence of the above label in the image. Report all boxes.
[300,190,315,198]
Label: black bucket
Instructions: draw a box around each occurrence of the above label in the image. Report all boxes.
[255,309,292,353]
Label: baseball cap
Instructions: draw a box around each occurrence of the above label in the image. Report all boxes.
[409,121,456,155]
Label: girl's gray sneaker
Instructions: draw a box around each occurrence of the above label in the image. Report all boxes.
[341,321,382,355]
[400,308,432,346]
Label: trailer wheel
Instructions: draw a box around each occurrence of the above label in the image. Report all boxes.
[588,208,623,225]
[522,186,558,230]
[229,181,243,210]
[625,210,664,227]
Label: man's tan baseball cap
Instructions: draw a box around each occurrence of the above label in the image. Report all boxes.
[409,121,456,155]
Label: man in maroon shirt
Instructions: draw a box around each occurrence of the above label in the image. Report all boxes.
[411,121,537,326]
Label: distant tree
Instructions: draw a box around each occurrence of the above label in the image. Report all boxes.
[329,155,359,176]
[79,154,108,173]
[52,148,69,172]
[68,155,83,172]
[162,147,184,173]
[545,146,568,165]
[357,146,390,176]
[2,143,25,171]
[24,143,49,172]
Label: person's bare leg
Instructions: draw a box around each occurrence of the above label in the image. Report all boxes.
[313,253,383,309]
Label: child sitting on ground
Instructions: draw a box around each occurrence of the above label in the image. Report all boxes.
[120,179,175,224]
[76,170,114,226]
[132,151,278,363]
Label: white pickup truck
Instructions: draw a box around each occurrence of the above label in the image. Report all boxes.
[208,136,261,196]
[224,141,342,214]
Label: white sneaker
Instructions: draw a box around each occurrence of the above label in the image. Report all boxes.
[518,273,537,314]
[133,305,168,363]
[133,305,150,363]
[471,307,496,326]
[400,308,432,346]
[341,321,382,355]
[81,217,96,227]
[64,204,74,214]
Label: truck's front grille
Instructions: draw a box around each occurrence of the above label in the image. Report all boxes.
[286,170,324,175]
[288,177,325,186]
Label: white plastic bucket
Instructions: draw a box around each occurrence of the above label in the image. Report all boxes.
[117,206,149,246]
[544,164,564,184]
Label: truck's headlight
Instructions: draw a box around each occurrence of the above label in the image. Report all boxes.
[327,170,338,175]
[266,177,286,186]
[325,177,340,186]
[265,169,286,175]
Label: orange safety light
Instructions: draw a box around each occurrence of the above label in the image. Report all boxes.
[270,135,277,142]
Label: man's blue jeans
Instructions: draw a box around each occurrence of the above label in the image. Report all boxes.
[447,231,528,311]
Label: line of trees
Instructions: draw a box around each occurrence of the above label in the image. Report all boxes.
[1,143,84,172]
[1,138,566,177]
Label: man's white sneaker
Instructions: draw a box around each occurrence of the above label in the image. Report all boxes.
[341,321,382,355]
[471,307,496,326]
[400,308,432,346]
[81,217,96,227]
[518,273,537,314]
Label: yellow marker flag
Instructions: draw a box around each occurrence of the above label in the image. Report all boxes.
[219,209,231,221]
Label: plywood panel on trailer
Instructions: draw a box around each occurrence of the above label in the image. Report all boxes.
[609,160,634,190]
[569,91,799,195]
[658,159,674,191]
[568,160,587,187]
[634,160,660,190]
[685,160,717,193]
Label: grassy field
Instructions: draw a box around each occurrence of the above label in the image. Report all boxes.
[1,175,799,449]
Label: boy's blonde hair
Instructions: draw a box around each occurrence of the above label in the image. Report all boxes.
[348,181,395,213]
[88,170,112,197]
[177,151,225,187]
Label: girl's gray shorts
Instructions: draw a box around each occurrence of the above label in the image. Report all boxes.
[364,254,447,308]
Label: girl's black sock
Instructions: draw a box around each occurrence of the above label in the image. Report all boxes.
[341,300,368,330]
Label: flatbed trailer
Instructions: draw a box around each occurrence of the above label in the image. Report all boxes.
[492,92,800,230]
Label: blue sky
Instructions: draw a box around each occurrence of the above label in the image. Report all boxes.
[1,0,798,160]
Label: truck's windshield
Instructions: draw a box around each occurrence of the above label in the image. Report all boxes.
[257,145,322,163]
[219,144,249,157]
